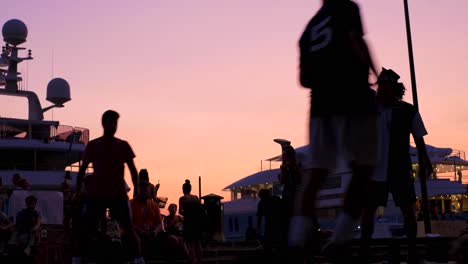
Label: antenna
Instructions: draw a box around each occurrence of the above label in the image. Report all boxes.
[51,48,54,78]
[51,49,54,120]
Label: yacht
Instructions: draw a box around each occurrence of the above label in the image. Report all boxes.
[0,19,89,224]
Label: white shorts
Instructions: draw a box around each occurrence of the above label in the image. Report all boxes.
[303,115,378,170]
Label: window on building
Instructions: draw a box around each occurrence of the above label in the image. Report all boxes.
[228,218,233,232]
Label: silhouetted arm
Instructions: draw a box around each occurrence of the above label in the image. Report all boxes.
[349,31,378,78]
[127,159,139,198]
[414,136,433,178]
[256,202,263,232]
[76,160,90,194]
[178,197,184,216]
[343,2,378,78]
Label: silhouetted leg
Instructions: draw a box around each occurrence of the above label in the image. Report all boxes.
[331,165,372,246]
[109,200,142,262]
[195,240,202,264]
[360,206,377,261]
[401,203,418,263]
[344,165,373,219]
[288,168,327,262]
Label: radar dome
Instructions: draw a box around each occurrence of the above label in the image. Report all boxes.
[46,78,71,105]
[2,19,28,46]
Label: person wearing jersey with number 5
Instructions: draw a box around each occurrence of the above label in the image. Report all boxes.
[289,0,380,260]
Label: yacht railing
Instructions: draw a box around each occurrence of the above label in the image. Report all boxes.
[0,121,89,145]
[51,125,89,145]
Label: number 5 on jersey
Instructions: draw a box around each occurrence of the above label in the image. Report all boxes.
[309,16,332,52]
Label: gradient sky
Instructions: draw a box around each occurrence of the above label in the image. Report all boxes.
[2,0,468,212]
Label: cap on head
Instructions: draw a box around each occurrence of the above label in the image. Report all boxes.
[378,67,400,83]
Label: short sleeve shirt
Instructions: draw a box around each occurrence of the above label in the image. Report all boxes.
[299,1,372,116]
[371,106,428,182]
[83,137,135,199]
[411,112,428,138]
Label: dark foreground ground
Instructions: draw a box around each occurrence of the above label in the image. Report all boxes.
[0,228,459,264]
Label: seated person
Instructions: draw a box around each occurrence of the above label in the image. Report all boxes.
[16,195,41,256]
[164,204,183,237]
[130,178,178,258]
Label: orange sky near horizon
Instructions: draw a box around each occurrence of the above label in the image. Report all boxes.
[2,0,468,213]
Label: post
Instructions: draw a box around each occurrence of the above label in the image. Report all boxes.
[404,0,431,234]
[198,176,202,200]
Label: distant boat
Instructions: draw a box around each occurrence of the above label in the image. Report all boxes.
[222,143,468,241]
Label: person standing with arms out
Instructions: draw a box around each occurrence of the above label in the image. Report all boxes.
[360,68,433,264]
[76,110,144,264]
[289,0,379,257]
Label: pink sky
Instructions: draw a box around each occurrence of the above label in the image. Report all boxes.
[2,1,468,211]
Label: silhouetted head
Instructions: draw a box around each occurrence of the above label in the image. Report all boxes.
[168,203,177,216]
[139,169,149,183]
[25,195,37,209]
[282,145,297,166]
[182,179,191,195]
[139,177,151,200]
[377,68,402,104]
[101,110,119,137]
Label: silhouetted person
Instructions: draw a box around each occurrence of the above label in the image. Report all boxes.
[76,110,144,264]
[139,169,160,202]
[257,189,284,262]
[164,204,189,258]
[71,174,93,264]
[275,139,300,218]
[0,206,13,255]
[164,204,183,237]
[15,195,41,257]
[179,180,202,264]
[291,0,379,259]
[360,68,433,264]
[0,177,13,255]
[130,177,180,259]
